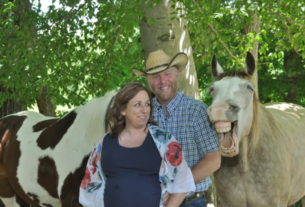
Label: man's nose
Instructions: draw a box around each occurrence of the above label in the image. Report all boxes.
[160,75,166,84]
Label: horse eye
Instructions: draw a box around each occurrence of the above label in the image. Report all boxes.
[209,87,214,94]
[247,85,254,91]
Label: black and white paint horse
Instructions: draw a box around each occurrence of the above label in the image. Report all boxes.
[0,91,116,207]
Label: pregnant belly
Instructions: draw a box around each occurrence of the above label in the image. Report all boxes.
[104,177,161,207]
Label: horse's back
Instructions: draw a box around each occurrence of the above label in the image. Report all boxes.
[264,102,305,150]
[263,102,305,204]
[0,111,55,162]
[263,102,305,134]
[265,102,305,118]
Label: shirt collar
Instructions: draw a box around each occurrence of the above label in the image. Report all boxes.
[153,90,183,112]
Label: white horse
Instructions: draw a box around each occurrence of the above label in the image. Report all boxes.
[0,91,116,207]
[208,52,305,207]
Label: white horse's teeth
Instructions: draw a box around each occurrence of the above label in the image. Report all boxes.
[221,146,235,154]
[217,126,233,133]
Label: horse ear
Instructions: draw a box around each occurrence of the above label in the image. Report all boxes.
[244,52,256,76]
[211,54,224,78]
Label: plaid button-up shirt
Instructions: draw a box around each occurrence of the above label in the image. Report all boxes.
[152,90,219,193]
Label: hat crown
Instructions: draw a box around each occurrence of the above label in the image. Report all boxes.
[145,50,171,70]
[131,50,188,78]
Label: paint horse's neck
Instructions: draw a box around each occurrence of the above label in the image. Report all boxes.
[71,91,116,146]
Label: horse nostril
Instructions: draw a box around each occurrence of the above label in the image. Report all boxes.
[229,105,240,112]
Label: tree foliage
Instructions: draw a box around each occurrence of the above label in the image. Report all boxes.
[1,0,305,110]
[1,0,145,110]
[179,0,305,106]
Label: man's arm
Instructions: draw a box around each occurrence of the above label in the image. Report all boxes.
[191,101,221,183]
[191,150,221,183]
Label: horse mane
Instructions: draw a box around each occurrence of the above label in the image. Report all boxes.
[213,70,253,82]
[213,70,260,154]
[72,90,117,142]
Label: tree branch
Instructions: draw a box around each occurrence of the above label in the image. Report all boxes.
[207,22,243,67]
[191,0,203,13]
[280,18,303,56]
[269,78,291,82]
[109,27,120,60]
[191,0,243,67]
[269,8,304,56]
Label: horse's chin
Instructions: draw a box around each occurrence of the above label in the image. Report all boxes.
[215,121,239,157]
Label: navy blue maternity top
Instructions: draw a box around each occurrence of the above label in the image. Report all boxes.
[101,131,162,207]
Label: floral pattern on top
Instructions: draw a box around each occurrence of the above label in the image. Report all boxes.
[79,125,195,207]
[166,142,183,166]
[80,167,91,190]
[150,125,172,144]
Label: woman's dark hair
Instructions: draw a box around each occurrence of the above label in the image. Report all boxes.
[107,82,157,137]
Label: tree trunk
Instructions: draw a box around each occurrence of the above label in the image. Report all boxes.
[205,174,220,206]
[139,0,217,205]
[0,0,27,118]
[139,0,199,99]
[0,84,25,118]
[283,51,301,103]
[36,86,57,117]
[1,0,56,117]
[242,1,260,98]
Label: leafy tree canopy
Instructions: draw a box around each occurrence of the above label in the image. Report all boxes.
[1,0,145,109]
[181,0,305,105]
[1,0,305,111]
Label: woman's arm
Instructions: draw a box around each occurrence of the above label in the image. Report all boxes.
[165,192,187,207]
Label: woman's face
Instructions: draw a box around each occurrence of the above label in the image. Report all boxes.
[121,90,151,129]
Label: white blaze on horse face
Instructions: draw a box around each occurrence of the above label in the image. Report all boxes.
[212,77,241,105]
[210,77,254,139]
[209,76,254,156]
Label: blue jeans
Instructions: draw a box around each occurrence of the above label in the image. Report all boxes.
[179,195,207,207]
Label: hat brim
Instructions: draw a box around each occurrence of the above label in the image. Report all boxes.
[132,52,188,78]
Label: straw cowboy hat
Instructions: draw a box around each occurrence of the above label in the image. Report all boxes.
[132,50,188,78]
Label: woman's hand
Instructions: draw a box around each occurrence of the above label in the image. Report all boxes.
[162,191,171,206]
[164,192,187,207]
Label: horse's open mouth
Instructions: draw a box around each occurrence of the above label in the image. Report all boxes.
[215,121,238,156]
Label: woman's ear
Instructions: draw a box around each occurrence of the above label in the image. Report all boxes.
[121,110,126,116]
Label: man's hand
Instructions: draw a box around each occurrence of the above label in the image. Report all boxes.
[161,191,171,206]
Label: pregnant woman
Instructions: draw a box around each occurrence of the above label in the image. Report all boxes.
[79,82,195,207]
